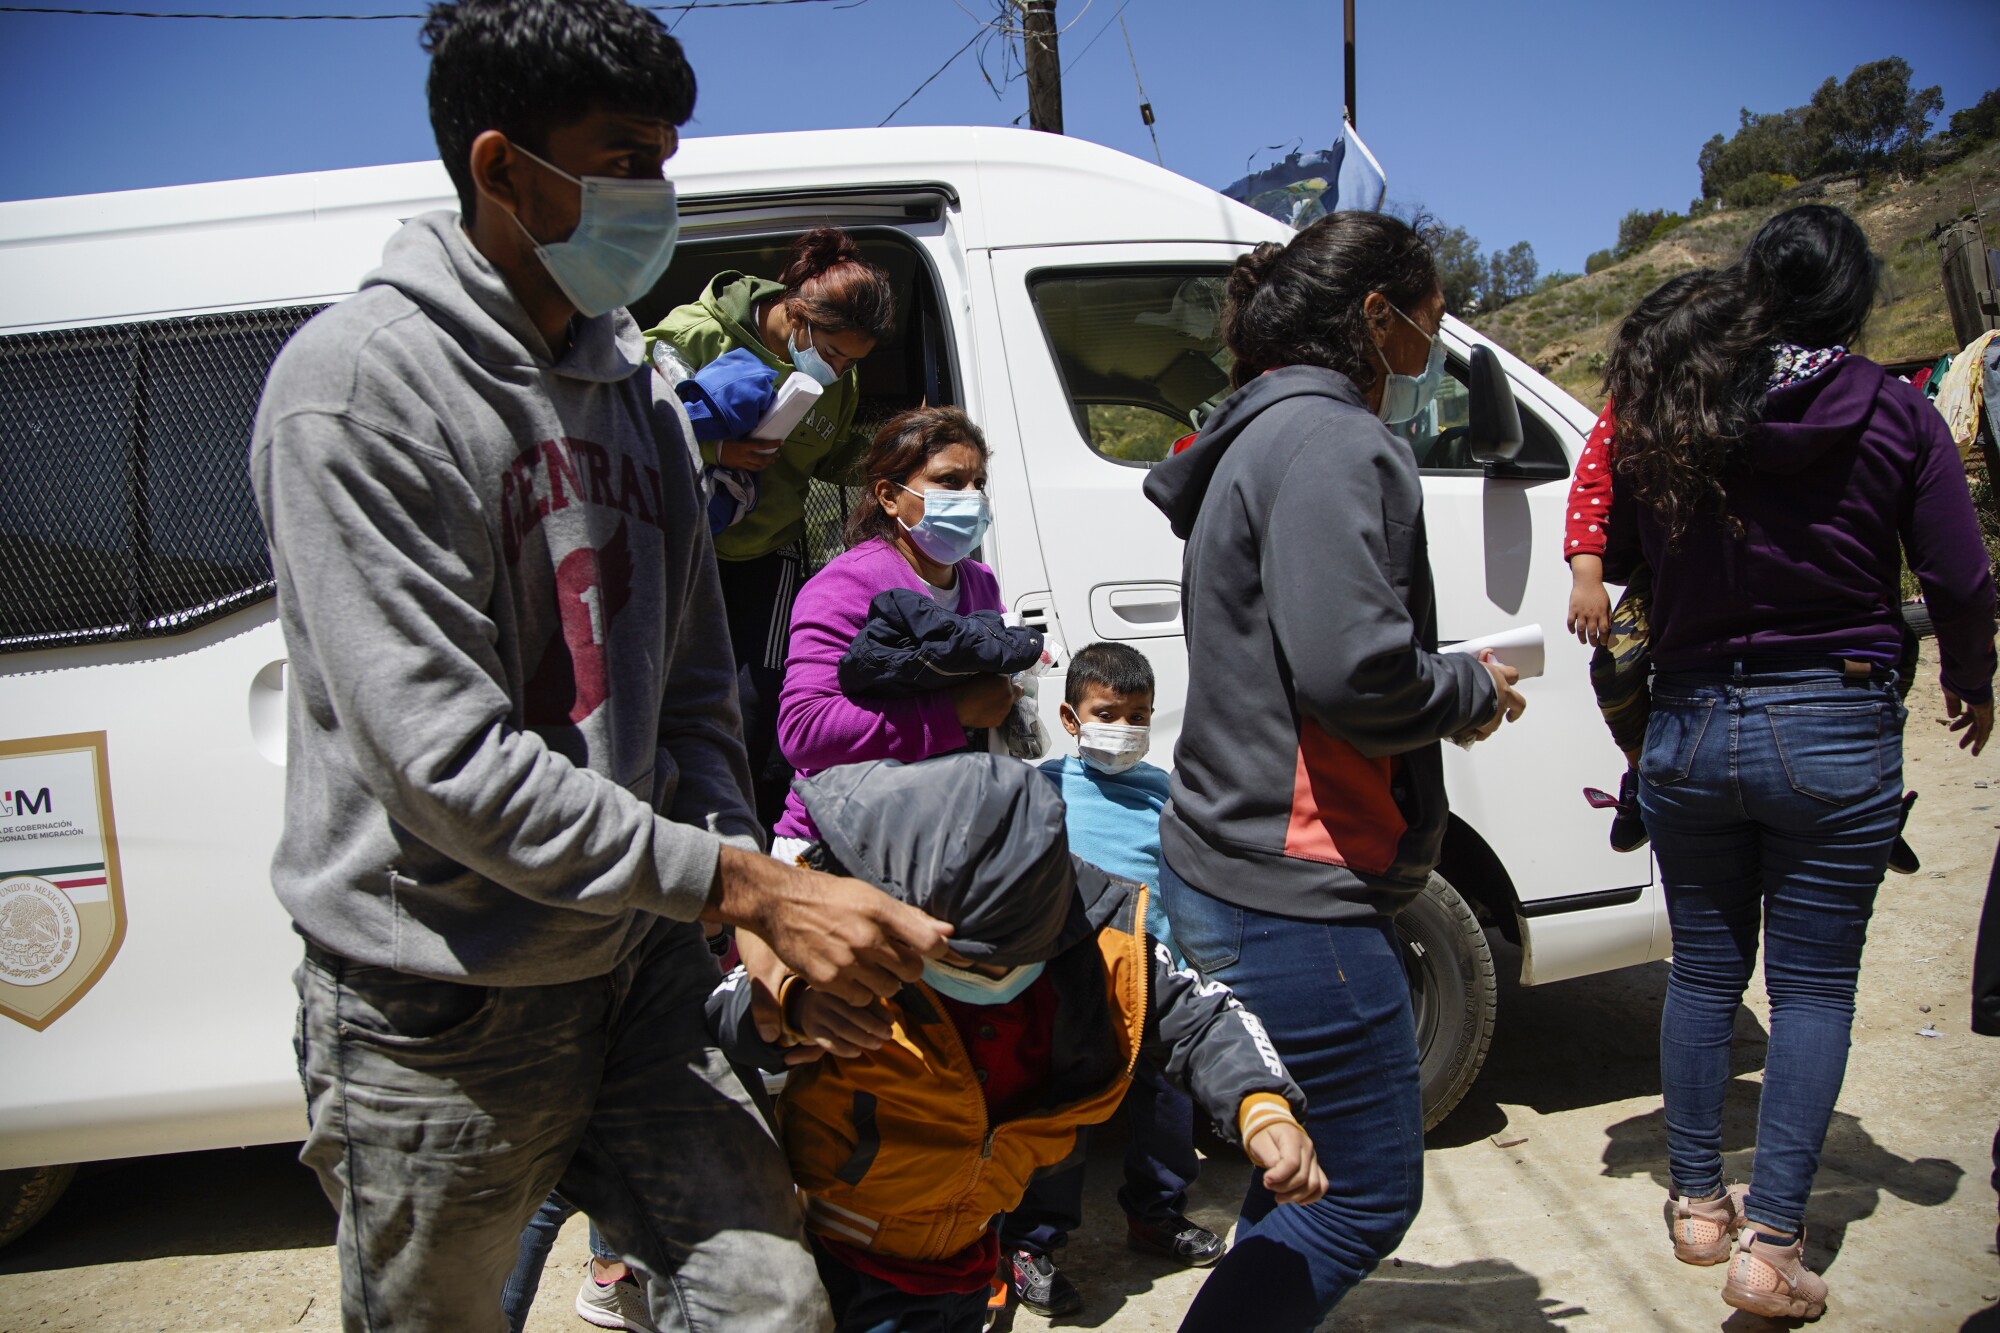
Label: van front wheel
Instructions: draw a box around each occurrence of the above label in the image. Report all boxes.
[0,1163,76,1249]
[1398,872,1497,1131]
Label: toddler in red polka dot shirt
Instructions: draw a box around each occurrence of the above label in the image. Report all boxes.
[1563,402,1656,854]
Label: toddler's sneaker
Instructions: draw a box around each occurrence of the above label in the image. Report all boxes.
[1005,1246,1083,1317]
[1582,770,1649,853]
[575,1271,659,1333]
[1721,1226,1827,1321]
[1125,1213,1225,1267]
[1665,1183,1746,1265]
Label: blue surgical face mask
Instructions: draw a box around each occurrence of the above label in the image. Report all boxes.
[505,145,679,319]
[898,482,991,566]
[1374,304,1446,428]
[788,325,841,388]
[922,958,1045,1005]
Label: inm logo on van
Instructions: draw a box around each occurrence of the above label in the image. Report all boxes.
[1,788,53,817]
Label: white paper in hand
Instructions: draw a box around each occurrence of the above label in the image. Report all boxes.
[750,371,824,441]
[1441,624,1544,680]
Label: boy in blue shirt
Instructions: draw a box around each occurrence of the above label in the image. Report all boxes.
[999,642,1219,1316]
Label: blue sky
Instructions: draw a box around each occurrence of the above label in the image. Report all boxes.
[2,0,1996,273]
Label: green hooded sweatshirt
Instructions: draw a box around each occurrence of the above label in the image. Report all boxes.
[646,272,868,561]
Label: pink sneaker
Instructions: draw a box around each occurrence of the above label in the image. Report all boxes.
[1665,1183,1748,1266]
[1722,1226,1828,1321]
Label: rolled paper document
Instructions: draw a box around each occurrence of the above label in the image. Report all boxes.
[1441,623,1544,680]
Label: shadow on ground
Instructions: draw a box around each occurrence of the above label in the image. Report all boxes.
[1426,942,1773,1150]
[0,1142,331,1274]
[1602,1088,1962,1268]
[1318,1257,1585,1331]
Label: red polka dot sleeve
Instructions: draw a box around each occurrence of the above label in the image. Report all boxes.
[1564,403,1617,560]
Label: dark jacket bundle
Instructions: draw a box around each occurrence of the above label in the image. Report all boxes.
[1142,366,1497,921]
[836,586,1044,697]
[706,753,1306,1264]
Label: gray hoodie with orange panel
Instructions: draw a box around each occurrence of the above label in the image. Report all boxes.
[1142,365,1496,920]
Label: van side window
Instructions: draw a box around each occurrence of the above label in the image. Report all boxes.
[1395,354,1571,478]
[1027,269,1233,466]
[0,305,325,654]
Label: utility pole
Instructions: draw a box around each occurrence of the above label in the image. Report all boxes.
[1344,0,1356,126]
[1022,0,1064,135]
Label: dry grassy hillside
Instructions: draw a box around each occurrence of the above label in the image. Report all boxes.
[1478,140,2000,411]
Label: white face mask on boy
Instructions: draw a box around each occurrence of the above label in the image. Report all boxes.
[1076,722,1149,774]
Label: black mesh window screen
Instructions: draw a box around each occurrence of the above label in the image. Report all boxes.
[0,305,326,654]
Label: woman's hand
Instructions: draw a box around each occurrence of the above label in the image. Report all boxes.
[717,441,781,472]
[1945,687,1994,757]
[1460,651,1527,744]
[1245,1121,1327,1205]
[951,673,1022,729]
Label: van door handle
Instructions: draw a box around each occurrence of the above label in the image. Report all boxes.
[1105,591,1179,623]
[1088,583,1183,640]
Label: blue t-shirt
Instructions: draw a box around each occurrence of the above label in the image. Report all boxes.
[1037,755,1176,959]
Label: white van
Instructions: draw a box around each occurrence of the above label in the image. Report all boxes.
[0,127,1663,1242]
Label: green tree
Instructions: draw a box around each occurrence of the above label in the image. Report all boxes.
[1484,240,1539,311]
[1948,87,2000,144]
[1585,248,1615,275]
[1615,208,1667,259]
[1805,57,1942,173]
[1426,222,1487,316]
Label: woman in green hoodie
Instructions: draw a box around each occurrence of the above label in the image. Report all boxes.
[647,226,896,824]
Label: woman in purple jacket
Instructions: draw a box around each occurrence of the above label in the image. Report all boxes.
[771,406,1021,852]
[1603,205,1997,1320]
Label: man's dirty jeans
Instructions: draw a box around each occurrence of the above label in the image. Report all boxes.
[294,918,831,1333]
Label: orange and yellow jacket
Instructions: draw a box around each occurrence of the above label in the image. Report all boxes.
[709,870,1306,1263]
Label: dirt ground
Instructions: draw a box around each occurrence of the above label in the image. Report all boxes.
[2,643,1997,1332]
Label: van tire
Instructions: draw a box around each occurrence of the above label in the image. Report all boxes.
[0,1164,75,1249]
[1398,872,1496,1131]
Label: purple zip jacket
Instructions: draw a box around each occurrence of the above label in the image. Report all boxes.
[773,537,1005,839]
[1606,355,1997,703]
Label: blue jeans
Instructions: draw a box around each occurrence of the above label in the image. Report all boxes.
[999,1058,1197,1255]
[813,1241,991,1333]
[1160,859,1423,1332]
[294,919,831,1333]
[1641,662,1904,1237]
[498,1194,617,1333]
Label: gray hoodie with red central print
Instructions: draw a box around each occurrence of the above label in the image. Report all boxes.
[1143,365,1497,920]
[250,212,758,986]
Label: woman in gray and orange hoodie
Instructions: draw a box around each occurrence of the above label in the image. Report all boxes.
[1141,212,1525,1332]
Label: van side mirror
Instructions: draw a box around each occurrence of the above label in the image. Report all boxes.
[1464,343,1524,465]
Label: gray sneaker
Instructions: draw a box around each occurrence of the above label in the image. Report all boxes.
[574,1272,659,1333]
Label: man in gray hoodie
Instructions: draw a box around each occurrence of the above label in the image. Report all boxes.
[248,4,947,1329]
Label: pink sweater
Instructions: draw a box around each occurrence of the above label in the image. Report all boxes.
[774,538,1007,839]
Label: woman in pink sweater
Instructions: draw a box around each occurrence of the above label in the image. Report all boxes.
[773,407,1022,847]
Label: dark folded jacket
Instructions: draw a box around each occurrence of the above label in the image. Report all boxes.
[837,587,1043,697]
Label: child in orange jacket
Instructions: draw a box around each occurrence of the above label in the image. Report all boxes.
[709,753,1322,1332]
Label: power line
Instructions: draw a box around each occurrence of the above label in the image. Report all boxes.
[1117,11,1159,166]
[884,24,992,128]
[1060,0,1128,75]
[0,0,859,18]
